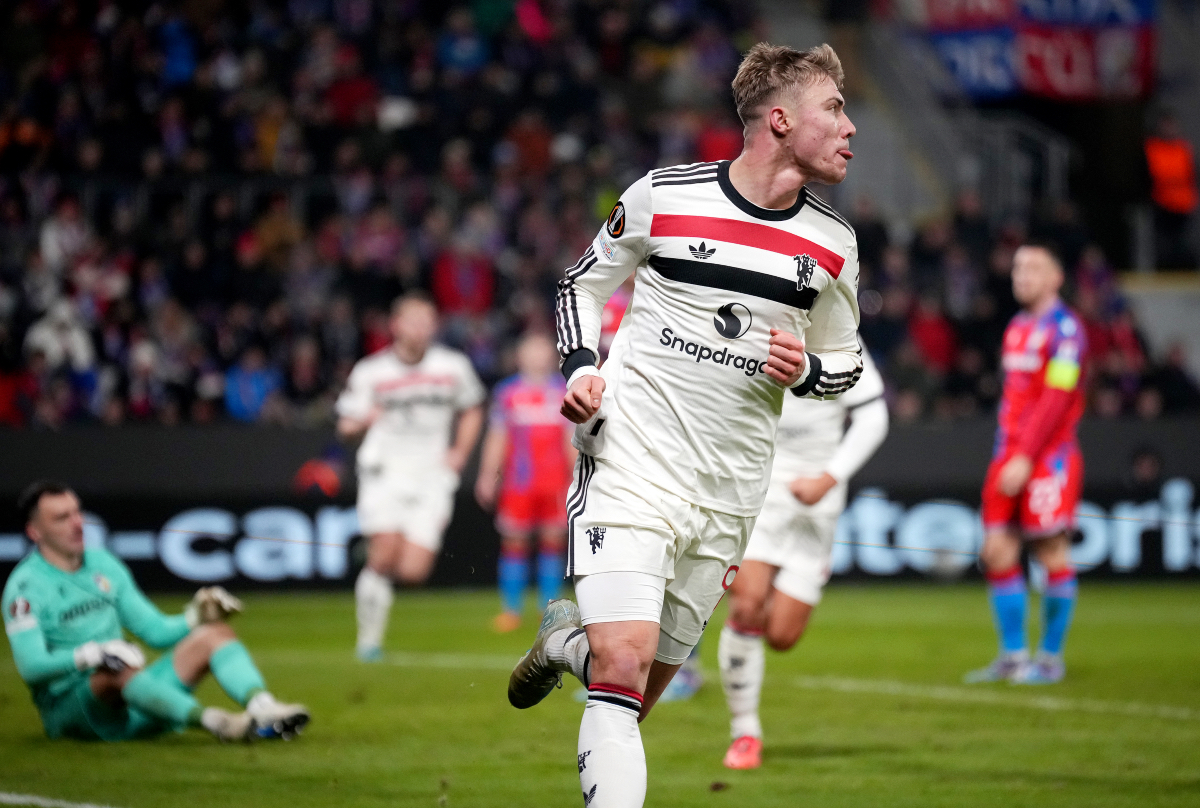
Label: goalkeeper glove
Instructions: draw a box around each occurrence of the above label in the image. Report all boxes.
[185,586,243,628]
[73,640,146,672]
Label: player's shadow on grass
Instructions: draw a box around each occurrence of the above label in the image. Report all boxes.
[767,742,900,761]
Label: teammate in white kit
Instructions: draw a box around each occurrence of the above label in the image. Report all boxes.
[718,348,888,769]
[507,44,863,807]
[336,293,485,661]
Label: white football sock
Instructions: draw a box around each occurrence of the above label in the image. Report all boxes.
[719,623,764,739]
[355,567,394,652]
[547,627,591,686]
[579,689,647,808]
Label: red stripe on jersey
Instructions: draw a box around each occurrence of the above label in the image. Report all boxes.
[373,374,458,393]
[650,214,845,278]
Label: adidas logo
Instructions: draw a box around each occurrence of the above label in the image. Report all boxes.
[689,242,716,260]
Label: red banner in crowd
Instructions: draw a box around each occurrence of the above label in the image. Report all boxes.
[1015,24,1155,99]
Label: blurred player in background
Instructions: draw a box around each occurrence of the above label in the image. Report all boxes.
[3,481,308,742]
[337,293,485,661]
[507,43,863,808]
[476,332,576,632]
[719,349,887,769]
[967,243,1087,685]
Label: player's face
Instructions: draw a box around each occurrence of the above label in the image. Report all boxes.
[28,492,85,558]
[516,335,558,378]
[391,301,438,354]
[787,76,855,185]
[1011,247,1063,308]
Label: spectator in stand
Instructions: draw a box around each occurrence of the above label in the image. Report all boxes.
[1144,112,1198,269]
[224,345,282,423]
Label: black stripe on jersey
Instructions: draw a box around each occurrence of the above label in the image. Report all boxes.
[652,162,718,178]
[647,255,818,310]
[805,195,855,236]
[565,455,595,576]
[651,175,718,187]
[791,352,822,397]
[556,247,598,354]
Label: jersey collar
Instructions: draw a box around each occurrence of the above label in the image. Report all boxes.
[717,160,807,222]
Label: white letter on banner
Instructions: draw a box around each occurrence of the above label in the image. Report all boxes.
[82,512,107,551]
[1160,479,1195,572]
[1109,500,1160,572]
[160,509,236,582]
[316,506,361,578]
[236,508,314,581]
[848,488,904,575]
[895,502,981,575]
[1071,502,1109,571]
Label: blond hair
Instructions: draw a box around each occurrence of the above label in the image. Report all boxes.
[731,43,844,125]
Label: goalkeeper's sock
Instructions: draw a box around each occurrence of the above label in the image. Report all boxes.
[498,550,529,615]
[1039,567,1077,655]
[355,567,393,652]
[536,549,563,608]
[209,640,267,707]
[719,622,765,739]
[122,667,203,728]
[986,566,1028,654]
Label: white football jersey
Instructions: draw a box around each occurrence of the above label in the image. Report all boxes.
[336,344,485,476]
[556,161,863,517]
[772,345,888,485]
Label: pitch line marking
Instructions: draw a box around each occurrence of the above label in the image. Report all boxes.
[0,794,123,808]
[793,675,1200,721]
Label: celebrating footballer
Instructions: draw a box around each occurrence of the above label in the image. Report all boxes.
[507,42,864,807]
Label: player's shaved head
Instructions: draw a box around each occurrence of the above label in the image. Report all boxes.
[1012,243,1064,309]
[732,43,844,126]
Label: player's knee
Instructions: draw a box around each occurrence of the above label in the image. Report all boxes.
[765,625,803,652]
[191,621,237,651]
[728,597,768,633]
[588,642,652,690]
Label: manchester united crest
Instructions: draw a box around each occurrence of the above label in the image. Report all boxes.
[793,254,818,292]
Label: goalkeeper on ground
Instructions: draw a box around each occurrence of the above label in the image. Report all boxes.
[3,480,309,742]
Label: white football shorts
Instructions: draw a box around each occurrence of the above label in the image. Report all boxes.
[566,455,754,662]
[356,464,458,551]
[742,483,839,606]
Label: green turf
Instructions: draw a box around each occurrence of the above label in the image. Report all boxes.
[2,583,1198,807]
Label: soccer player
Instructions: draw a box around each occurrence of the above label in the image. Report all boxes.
[475,332,576,632]
[337,292,485,661]
[3,481,308,742]
[719,348,887,769]
[508,43,863,808]
[967,242,1087,685]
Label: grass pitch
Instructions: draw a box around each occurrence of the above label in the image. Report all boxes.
[1,583,1198,808]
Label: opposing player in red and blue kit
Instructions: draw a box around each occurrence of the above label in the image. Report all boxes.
[968,242,1086,685]
[476,333,576,632]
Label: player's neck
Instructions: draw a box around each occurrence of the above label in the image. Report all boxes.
[1024,294,1060,318]
[393,342,426,365]
[37,543,83,573]
[728,149,808,211]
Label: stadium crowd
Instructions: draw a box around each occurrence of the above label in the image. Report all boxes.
[0,0,1196,429]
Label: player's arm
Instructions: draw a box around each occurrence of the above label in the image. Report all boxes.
[557,176,651,423]
[4,588,141,683]
[474,419,508,509]
[106,554,190,648]
[788,245,864,400]
[335,363,377,445]
[999,318,1085,496]
[448,404,484,474]
[791,354,889,505]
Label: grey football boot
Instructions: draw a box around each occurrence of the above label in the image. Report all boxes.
[508,599,582,709]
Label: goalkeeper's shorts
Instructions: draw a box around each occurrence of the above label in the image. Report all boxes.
[38,652,186,741]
